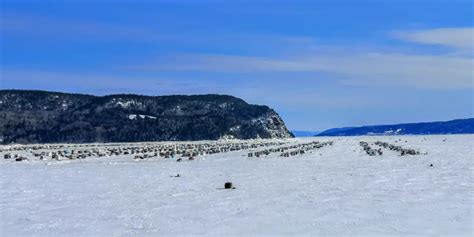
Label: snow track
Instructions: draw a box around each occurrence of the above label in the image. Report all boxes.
[1,135,472,236]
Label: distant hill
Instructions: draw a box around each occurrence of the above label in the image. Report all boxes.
[318,118,474,136]
[0,90,294,144]
[291,130,321,137]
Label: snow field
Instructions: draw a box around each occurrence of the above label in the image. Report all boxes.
[1,135,473,236]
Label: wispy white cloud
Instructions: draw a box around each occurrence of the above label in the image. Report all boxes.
[124,27,473,91]
[5,14,470,91]
[393,27,474,51]
[130,52,473,90]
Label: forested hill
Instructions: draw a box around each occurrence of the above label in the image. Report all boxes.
[0,90,294,144]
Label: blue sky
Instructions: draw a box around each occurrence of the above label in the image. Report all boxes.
[1,0,473,131]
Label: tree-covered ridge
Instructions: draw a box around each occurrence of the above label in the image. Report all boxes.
[0,90,294,144]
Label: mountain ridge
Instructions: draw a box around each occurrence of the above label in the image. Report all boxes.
[0,90,294,144]
[318,118,474,136]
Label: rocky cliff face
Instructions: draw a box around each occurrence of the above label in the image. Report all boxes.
[0,90,294,144]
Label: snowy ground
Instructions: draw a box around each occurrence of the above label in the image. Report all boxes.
[1,135,473,236]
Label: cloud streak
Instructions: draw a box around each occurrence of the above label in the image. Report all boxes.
[393,28,474,51]
[130,52,473,90]
[124,27,473,90]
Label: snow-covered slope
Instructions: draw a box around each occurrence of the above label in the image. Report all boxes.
[1,135,472,236]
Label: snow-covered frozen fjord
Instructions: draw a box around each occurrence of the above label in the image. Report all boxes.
[1,135,473,236]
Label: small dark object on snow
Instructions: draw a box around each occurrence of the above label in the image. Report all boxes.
[430,164,434,167]
[15,157,27,162]
[177,158,182,162]
[225,182,233,189]
[175,174,180,177]
[189,157,195,161]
